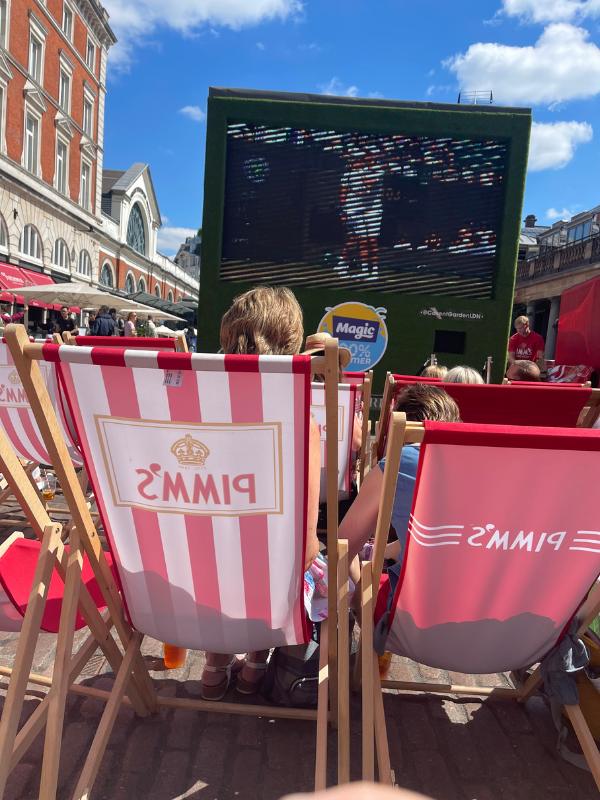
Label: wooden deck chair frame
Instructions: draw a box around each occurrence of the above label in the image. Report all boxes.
[62,330,189,352]
[1,326,350,797]
[358,412,600,788]
[0,422,155,800]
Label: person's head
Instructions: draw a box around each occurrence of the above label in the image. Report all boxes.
[506,359,541,382]
[303,331,351,381]
[109,308,117,319]
[60,306,69,318]
[514,315,531,336]
[394,383,461,422]
[421,364,448,379]
[99,305,109,316]
[148,314,154,322]
[445,365,484,384]
[220,286,303,355]
[127,311,137,322]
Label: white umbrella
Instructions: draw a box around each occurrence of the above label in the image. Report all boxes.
[155,325,180,337]
[16,282,184,322]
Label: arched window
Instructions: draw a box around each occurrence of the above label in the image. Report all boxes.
[137,276,146,293]
[124,272,135,294]
[78,250,92,277]
[20,224,42,260]
[0,215,8,250]
[154,284,161,298]
[167,291,174,303]
[126,203,146,255]
[52,238,70,269]
[100,262,114,288]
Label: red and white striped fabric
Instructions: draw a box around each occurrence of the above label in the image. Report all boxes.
[311,382,356,502]
[341,371,366,387]
[75,336,178,351]
[0,342,82,466]
[47,344,311,653]
[547,364,593,384]
[385,421,600,673]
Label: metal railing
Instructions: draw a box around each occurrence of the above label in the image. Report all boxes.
[516,234,600,284]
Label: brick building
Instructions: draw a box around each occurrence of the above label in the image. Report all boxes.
[0,0,198,304]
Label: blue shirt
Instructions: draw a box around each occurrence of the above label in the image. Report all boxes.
[378,444,420,550]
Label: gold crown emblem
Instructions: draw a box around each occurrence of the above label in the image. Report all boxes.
[8,370,20,385]
[170,434,209,467]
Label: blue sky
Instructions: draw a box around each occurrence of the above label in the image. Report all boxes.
[102,0,600,254]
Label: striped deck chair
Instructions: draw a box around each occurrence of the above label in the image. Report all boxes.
[0,422,149,800]
[312,382,356,503]
[1,326,350,797]
[359,414,600,788]
[64,333,188,352]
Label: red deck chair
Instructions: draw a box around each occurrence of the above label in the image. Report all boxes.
[359,415,600,788]
[0,327,349,798]
[341,370,372,483]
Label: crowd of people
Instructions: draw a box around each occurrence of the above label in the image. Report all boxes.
[195,285,564,700]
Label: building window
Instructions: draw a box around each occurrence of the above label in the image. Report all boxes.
[86,39,95,71]
[0,1,9,49]
[0,214,7,251]
[77,249,91,276]
[20,224,42,260]
[167,291,174,303]
[83,97,93,136]
[28,32,43,83]
[59,69,70,113]
[124,273,135,294]
[154,284,161,298]
[100,262,113,287]
[0,83,6,153]
[52,238,70,269]
[138,276,146,293]
[24,111,40,175]
[80,159,91,211]
[62,4,73,41]
[56,138,68,195]
[126,204,146,255]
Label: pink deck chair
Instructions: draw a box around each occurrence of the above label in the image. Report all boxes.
[341,370,372,484]
[312,382,357,502]
[0,328,348,797]
[359,415,600,787]
[0,340,82,467]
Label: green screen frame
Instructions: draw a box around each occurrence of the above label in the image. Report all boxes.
[200,88,531,385]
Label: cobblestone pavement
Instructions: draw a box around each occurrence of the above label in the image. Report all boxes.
[0,631,597,800]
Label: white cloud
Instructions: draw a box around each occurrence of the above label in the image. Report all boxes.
[501,0,600,22]
[445,24,600,105]
[528,120,592,170]
[179,105,206,123]
[104,0,302,69]
[256,41,265,49]
[546,206,575,220]
[319,77,359,97]
[157,226,197,255]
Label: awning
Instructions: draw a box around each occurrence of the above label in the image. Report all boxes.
[0,263,55,308]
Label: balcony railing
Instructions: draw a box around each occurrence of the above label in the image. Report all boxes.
[517,234,600,284]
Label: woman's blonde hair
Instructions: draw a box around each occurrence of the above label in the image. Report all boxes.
[421,364,448,379]
[220,286,304,356]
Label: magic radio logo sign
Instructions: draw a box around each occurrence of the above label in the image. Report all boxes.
[95,417,283,516]
[318,301,388,370]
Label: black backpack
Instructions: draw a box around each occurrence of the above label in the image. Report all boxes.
[262,626,321,708]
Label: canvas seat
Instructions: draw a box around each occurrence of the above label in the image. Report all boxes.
[64,333,188,351]
[358,413,600,788]
[0,327,350,798]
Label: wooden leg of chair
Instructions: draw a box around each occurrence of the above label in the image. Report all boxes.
[71,631,143,800]
[361,562,375,781]
[10,627,105,771]
[564,704,600,791]
[0,524,61,798]
[315,619,329,792]
[516,665,542,702]
[337,540,350,785]
[373,659,392,785]
[39,529,83,800]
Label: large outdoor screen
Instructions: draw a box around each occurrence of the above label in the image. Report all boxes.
[220,122,509,299]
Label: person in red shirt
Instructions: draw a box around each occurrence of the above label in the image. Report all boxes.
[508,315,545,369]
